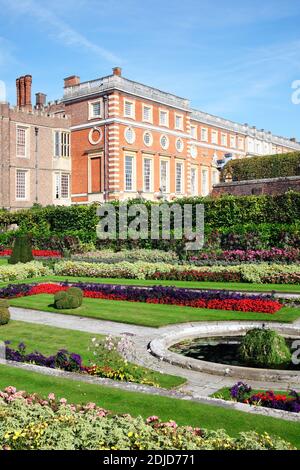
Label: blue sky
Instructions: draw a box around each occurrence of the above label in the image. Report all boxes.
[1,0,300,138]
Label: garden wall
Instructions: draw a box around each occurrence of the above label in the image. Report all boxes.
[212,176,300,197]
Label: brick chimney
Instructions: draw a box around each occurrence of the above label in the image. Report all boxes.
[64,75,80,88]
[35,92,47,109]
[24,75,32,110]
[112,67,122,76]
[16,75,32,109]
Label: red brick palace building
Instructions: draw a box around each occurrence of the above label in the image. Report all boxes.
[62,67,300,204]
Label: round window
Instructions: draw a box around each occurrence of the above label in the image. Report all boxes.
[125,127,136,144]
[160,135,169,150]
[88,127,102,145]
[143,131,153,147]
[176,138,184,153]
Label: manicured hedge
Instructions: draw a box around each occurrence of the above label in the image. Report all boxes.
[222,152,300,181]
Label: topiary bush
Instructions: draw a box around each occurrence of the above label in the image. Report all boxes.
[239,328,292,369]
[54,288,83,310]
[0,299,10,325]
[8,234,34,265]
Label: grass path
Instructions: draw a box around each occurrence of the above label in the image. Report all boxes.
[9,294,300,327]
[0,320,184,389]
[0,364,299,448]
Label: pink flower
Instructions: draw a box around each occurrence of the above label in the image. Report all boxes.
[59,398,67,405]
[146,416,160,423]
[48,393,55,401]
[4,386,16,395]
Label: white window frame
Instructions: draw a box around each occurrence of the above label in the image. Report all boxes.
[201,167,209,196]
[212,169,219,186]
[124,153,136,192]
[124,127,136,144]
[160,158,170,194]
[201,127,208,142]
[221,133,227,146]
[190,166,198,196]
[238,137,244,150]
[54,130,71,158]
[190,144,197,159]
[143,156,154,193]
[16,169,29,200]
[160,134,169,150]
[123,98,135,119]
[142,104,153,123]
[88,99,102,120]
[159,108,169,127]
[211,130,218,145]
[175,138,184,153]
[55,172,70,200]
[16,125,29,158]
[174,113,184,131]
[230,135,236,148]
[175,161,184,194]
[190,125,197,139]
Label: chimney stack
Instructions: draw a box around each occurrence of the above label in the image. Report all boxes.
[35,92,47,109]
[16,75,32,110]
[113,67,122,76]
[64,75,80,88]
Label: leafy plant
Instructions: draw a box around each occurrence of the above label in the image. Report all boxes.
[0,300,10,325]
[8,235,33,265]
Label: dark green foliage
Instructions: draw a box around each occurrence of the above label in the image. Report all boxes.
[54,288,83,310]
[8,235,34,264]
[222,152,300,181]
[0,299,10,325]
[239,328,292,368]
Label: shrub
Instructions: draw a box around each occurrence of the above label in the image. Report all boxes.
[72,249,179,264]
[0,300,10,325]
[239,328,292,368]
[8,235,33,265]
[222,152,300,181]
[54,287,83,309]
[0,387,294,450]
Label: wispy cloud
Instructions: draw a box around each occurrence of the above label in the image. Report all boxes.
[1,0,122,64]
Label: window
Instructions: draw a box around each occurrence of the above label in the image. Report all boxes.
[89,100,101,119]
[212,170,219,186]
[160,134,169,150]
[143,158,153,192]
[190,125,197,139]
[125,155,135,191]
[221,133,227,146]
[190,144,197,159]
[55,173,70,199]
[201,168,209,196]
[201,128,208,142]
[159,110,169,127]
[175,114,183,130]
[238,137,244,150]
[160,160,169,193]
[54,131,70,157]
[16,126,28,157]
[176,138,184,153]
[16,170,28,200]
[142,105,153,123]
[230,135,236,148]
[175,162,183,194]
[143,131,153,147]
[211,130,218,144]
[190,167,197,196]
[124,127,136,144]
[124,99,135,118]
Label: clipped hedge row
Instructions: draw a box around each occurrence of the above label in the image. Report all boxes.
[222,152,300,181]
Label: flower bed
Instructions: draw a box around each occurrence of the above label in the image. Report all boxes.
[0,261,51,283]
[190,248,300,265]
[2,282,282,314]
[230,382,300,413]
[0,249,62,258]
[53,260,300,284]
[0,387,294,450]
[72,248,179,264]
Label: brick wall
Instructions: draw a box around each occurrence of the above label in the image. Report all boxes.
[212,175,300,196]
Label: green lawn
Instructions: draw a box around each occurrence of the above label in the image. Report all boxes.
[9,294,300,327]
[0,320,184,389]
[211,386,300,400]
[0,364,299,448]
[1,274,300,293]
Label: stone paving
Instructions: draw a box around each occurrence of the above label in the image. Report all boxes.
[10,307,300,398]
